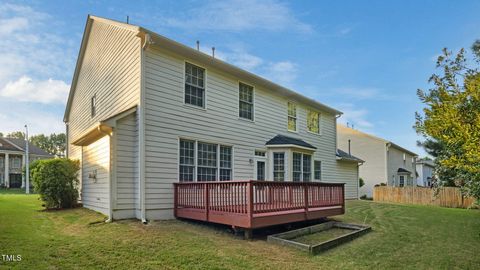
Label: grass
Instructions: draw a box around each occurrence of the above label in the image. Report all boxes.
[292,227,354,245]
[0,193,479,270]
[0,188,29,194]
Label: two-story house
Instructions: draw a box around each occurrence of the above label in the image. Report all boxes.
[416,158,435,187]
[337,124,418,197]
[0,137,53,188]
[64,15,363,222]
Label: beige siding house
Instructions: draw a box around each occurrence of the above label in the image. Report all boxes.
[64,15,362,221]
[337,124,418,197]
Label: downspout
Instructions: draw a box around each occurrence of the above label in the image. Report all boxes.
[98,125,114,222]
[357,161,364,200]
[139,32,151,224]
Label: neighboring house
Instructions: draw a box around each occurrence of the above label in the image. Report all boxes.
[64,15,362,222]
[416,158,435,187]
[0,137,53,188]
[337,124,418,197]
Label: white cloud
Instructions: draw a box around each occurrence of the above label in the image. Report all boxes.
[0,76,70,104]
[264,61,298,86]
[337,103,374,130]
[0,3,73,104]
[0,104,65,135]
[159,0,312,33]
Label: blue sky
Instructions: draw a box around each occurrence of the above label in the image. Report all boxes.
[0,0,479,156]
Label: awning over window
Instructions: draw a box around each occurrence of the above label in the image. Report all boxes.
[265,135,316,150]
[397,168,412,174]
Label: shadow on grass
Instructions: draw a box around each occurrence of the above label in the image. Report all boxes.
[0,188,34,194]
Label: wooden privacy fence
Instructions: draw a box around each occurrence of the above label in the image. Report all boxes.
[373,186,476,208]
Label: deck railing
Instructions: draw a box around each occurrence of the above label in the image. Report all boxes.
[174,180,344,218]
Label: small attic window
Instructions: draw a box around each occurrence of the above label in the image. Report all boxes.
[91,94,97,117]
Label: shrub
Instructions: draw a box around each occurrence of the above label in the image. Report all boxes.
[31,158,80,209]
[359,177,365,188]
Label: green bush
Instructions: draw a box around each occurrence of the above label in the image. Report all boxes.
[31,158,80,209]
[359,177,365,188]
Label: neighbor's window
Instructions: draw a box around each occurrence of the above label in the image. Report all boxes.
[179,140,195,182]
[179,139,232,182]
[91,94,97,117]
[239,82,254,120]
[219,146,232,181]
[185,62,205,107]
[307,110,320,134]
[399,175,405,187]
[273,152,285,181]
[11,157,21,169]
[314,160,322,180]
[287,102,297,132]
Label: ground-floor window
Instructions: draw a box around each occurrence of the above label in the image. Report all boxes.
[273,152,285,181]
[292,152,312,182]
[399,175,405,187]
[314,160,322,180]
[179,139,232,182]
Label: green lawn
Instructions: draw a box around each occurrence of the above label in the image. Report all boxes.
[0,193,479,270]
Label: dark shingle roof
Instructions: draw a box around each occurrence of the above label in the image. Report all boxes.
[397,168,412,174]
[266,135,316,149]
[0,138,22,151]
[1,138,53,156]
[336,149,364,163]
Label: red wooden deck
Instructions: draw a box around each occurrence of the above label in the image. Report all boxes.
[173,180,345,229]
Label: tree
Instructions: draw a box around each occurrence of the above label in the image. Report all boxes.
[415,44,480,200]
[29,133,66,157]
[6,131,25,139]
[0,132,3,137]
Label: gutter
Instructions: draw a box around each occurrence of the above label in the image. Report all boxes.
[138,32,151,224]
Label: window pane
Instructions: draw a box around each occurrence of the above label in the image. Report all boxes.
[314,160,322,180]
[198,167,217,181]
[220,169,231,181]
[288,102,296,117]
[179,140,195,182]
[288,117,296,131]
[273,152,285,181]
[185,63,205,107]
[239,83,254,120]
[293,152,302,182]
[307,110,320,133]
[303,154,311,182]
[219,145,232,181]
[197,142,217,167]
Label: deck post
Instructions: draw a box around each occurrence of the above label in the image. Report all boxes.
[247,181,254,228]
[173,183,178,217]
[204,183,209,221]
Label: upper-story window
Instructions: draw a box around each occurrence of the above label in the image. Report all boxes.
[185,62,205,108]
[307,110,320,134]
[239,82,254,120]
[287,102,297,132]
[91,94,97,117]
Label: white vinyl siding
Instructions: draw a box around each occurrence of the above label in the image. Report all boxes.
[67,18,141,176]
[113,112,139,219]
[81,135,110,215]
[143,47,348,220]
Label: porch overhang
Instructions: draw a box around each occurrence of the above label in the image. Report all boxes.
[397,168,412,175]
[72,124,112,146]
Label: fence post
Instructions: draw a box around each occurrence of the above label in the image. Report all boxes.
[304,184,309,219]
[247,181,254,227]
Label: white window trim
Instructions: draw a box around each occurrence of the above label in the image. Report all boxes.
[238,81,255,122]
[183,60,208,110]
[287,101,298,133]
[178,137,234,182]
